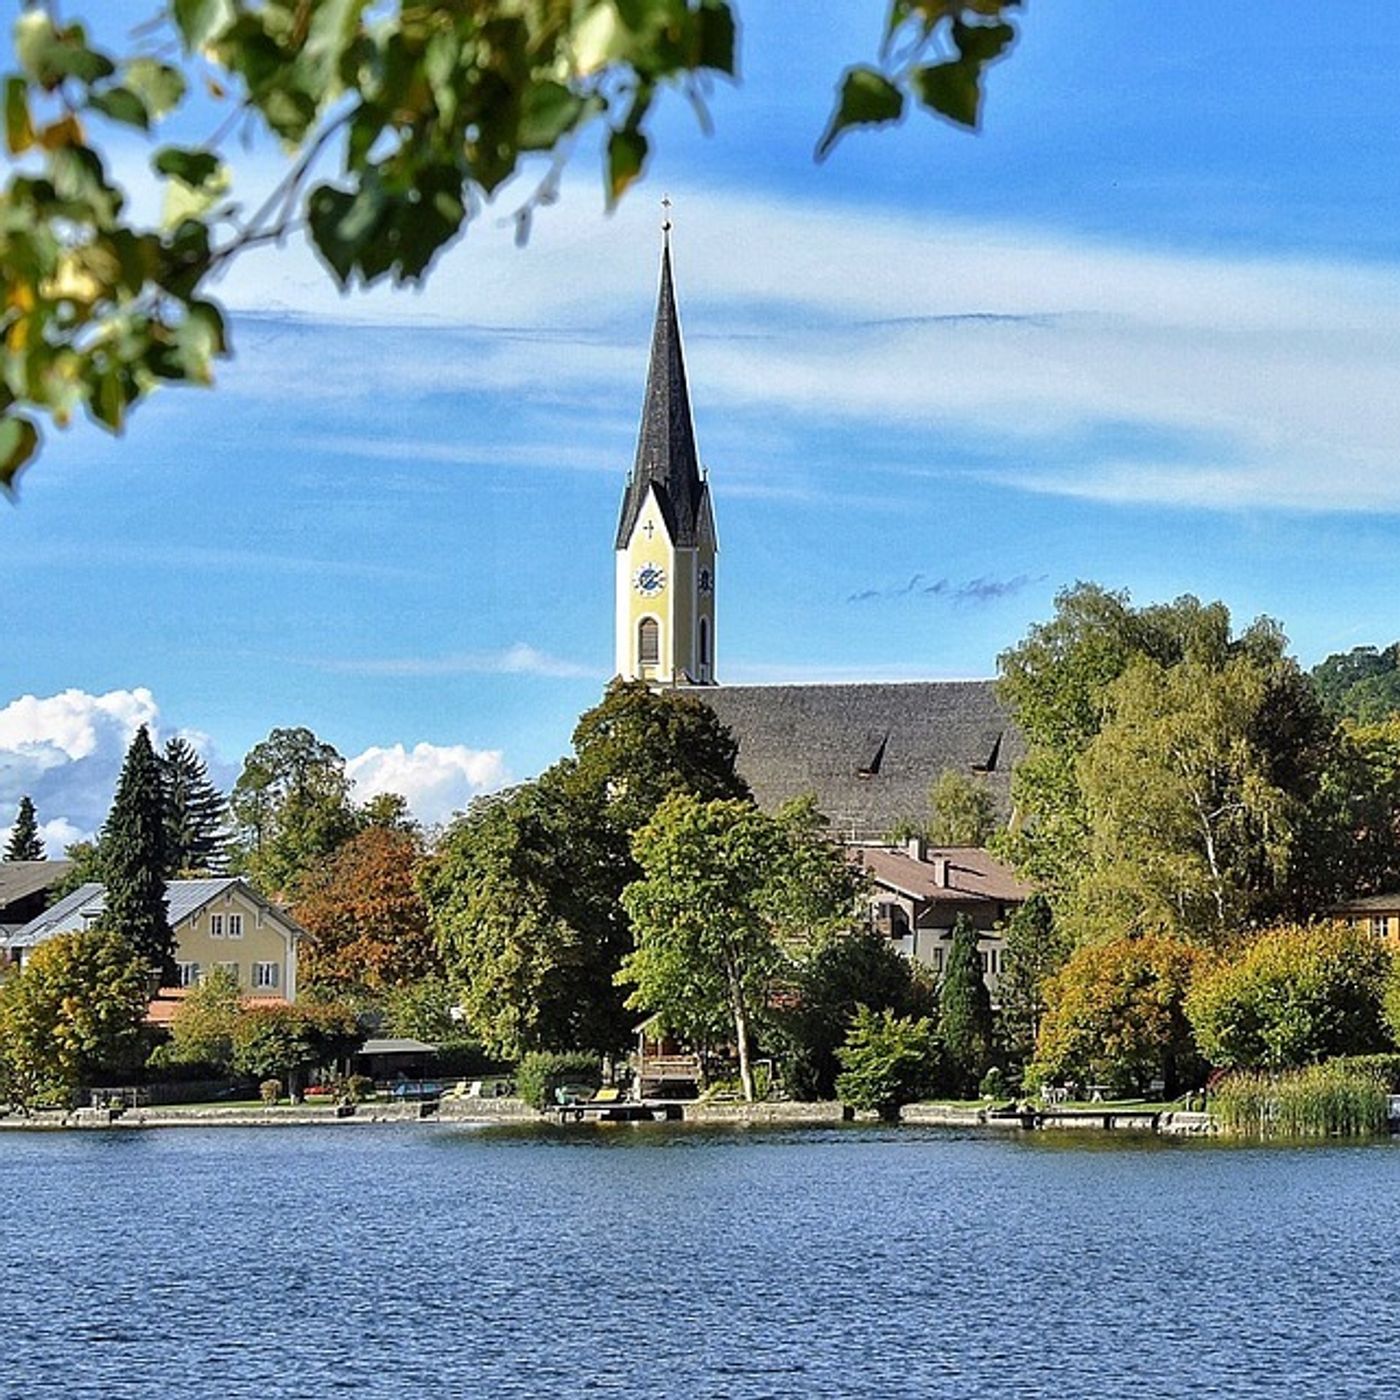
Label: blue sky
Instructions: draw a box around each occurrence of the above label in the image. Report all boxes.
[7,2,1400,845]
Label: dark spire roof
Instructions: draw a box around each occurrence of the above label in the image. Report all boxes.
[616,231,708,549]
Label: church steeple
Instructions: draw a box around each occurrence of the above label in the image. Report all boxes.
[614,217,718,686]
[615,228,708,550]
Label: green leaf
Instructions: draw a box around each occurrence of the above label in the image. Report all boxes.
[0,415,39,491]
[952,18,1015,64]
[298,0,369,98]
[125,59,187,120]
[607,129,647,208]
[696,1,737,75]
[4,77,34,155]
[171,0,237,50]
[90,86,150,131]
[153,146,221,188]
[816,66,905,160]
[14,13,55,79]
[519,81,584,152]
[911,59,979,128]
[307,184,364,286]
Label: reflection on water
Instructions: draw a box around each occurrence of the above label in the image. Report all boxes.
[1,1123,1396,1398]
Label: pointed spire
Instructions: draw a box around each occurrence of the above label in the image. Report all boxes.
[615,212,706,548]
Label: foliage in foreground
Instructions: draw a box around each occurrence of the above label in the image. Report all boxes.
[835,1005,939,1118]
[1211,1059,1392,1139]
[0,2,1020,489]
[1186,923,1392,1070]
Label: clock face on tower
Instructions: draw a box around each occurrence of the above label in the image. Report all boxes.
[633,563,666,597]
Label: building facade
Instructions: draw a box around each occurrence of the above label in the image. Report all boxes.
[614,228,717,686]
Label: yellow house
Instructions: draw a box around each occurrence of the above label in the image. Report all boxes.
[10,876,302,999]
[1331,893,1400,945]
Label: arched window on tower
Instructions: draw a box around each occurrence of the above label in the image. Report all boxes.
[699,617,710,669]
[638,617,660,668]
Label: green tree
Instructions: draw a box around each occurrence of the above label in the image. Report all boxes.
[834,1005,939,1118]
[100,724,174,979]
[423,681,750,1060]
[3,795,44,861]
[1187,923,1392,1070]
[0,2,1019,489]
[231,1001,361,1097]
[161,736,228,874]
[779,926,932,1100]
[1312,643,1400,724]
[939,913,994,1093]
[619,793,854,1101]
[997,585,1334,942]
[926,770,997,847]
[52,838,103,899]
[160,965,242,1073]
[1031,932,1204,1098]
[229,726,361,899]
[0,930,150,1108]
[996,893,1068,1074]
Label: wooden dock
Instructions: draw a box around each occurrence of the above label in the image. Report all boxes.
[552,1099,685,1124]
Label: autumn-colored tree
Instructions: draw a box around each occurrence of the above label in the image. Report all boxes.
[293,827,438,997]
[1031,932,1205,1098]
[1188,923,1392,1070]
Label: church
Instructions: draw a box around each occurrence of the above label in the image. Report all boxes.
[613,228,1024,843]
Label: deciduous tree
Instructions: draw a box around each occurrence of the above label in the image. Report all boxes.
[230,1001,361,1097]
[0,930,150,1108]
[1188,923,1392,1070]
[835,1005,940,1118]
[995,893,1067,1074]
[294,826,438,996]
[926,770,997,847]
[1031,932,1204,1098]
[3,795,44,862]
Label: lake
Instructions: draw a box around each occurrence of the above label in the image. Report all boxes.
[2,1122,1397,1398]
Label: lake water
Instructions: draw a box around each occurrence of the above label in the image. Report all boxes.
[2,1123,1398,1398]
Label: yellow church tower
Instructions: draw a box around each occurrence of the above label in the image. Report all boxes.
[614,223,717,685]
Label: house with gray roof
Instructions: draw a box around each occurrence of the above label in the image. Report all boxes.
[0,860,74,950]
[9,876,303,999]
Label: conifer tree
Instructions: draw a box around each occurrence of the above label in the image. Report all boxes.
[939,914,995,1095]
[162,737,228,875]
[101,726,173,980]
[3,796,45,862]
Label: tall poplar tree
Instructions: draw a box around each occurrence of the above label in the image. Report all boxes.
[3,796,45,861]
[101,726,173,980]
[162,737,228,875]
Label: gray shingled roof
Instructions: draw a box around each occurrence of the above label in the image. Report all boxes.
[10,877,302,949]
[701,680,1023,841]
[615,236,709,550]
[0,859,75,912]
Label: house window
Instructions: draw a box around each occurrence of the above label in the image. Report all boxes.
[215,961,240,986]
[638,617,659,667]
[699,617,710,667]
[228,913,244,939]
[177,962,200,987]
[1373,916,1390,939]
[933,947,945,974]
[254,961,280,991]
[210,913,224,939]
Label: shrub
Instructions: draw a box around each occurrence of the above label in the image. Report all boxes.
[516,1051,601,1110]
[259,1079,282,1105]
[1187,922,1391,1069]
[1212,1059,1390,1138]
[344,1074,375,1103]
[979,1066,1009,1100]
[835,1005,939,1118]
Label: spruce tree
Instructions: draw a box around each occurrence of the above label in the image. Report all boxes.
[4,795,45,861]
[939,914,995,1095]
[101,726,174,979]
[997,894,1069,1075]
[162,736,228,874]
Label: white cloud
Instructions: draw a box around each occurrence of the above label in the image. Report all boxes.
[346,743,510,827]
[204,181,1400,515]
[0,688,162,849]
